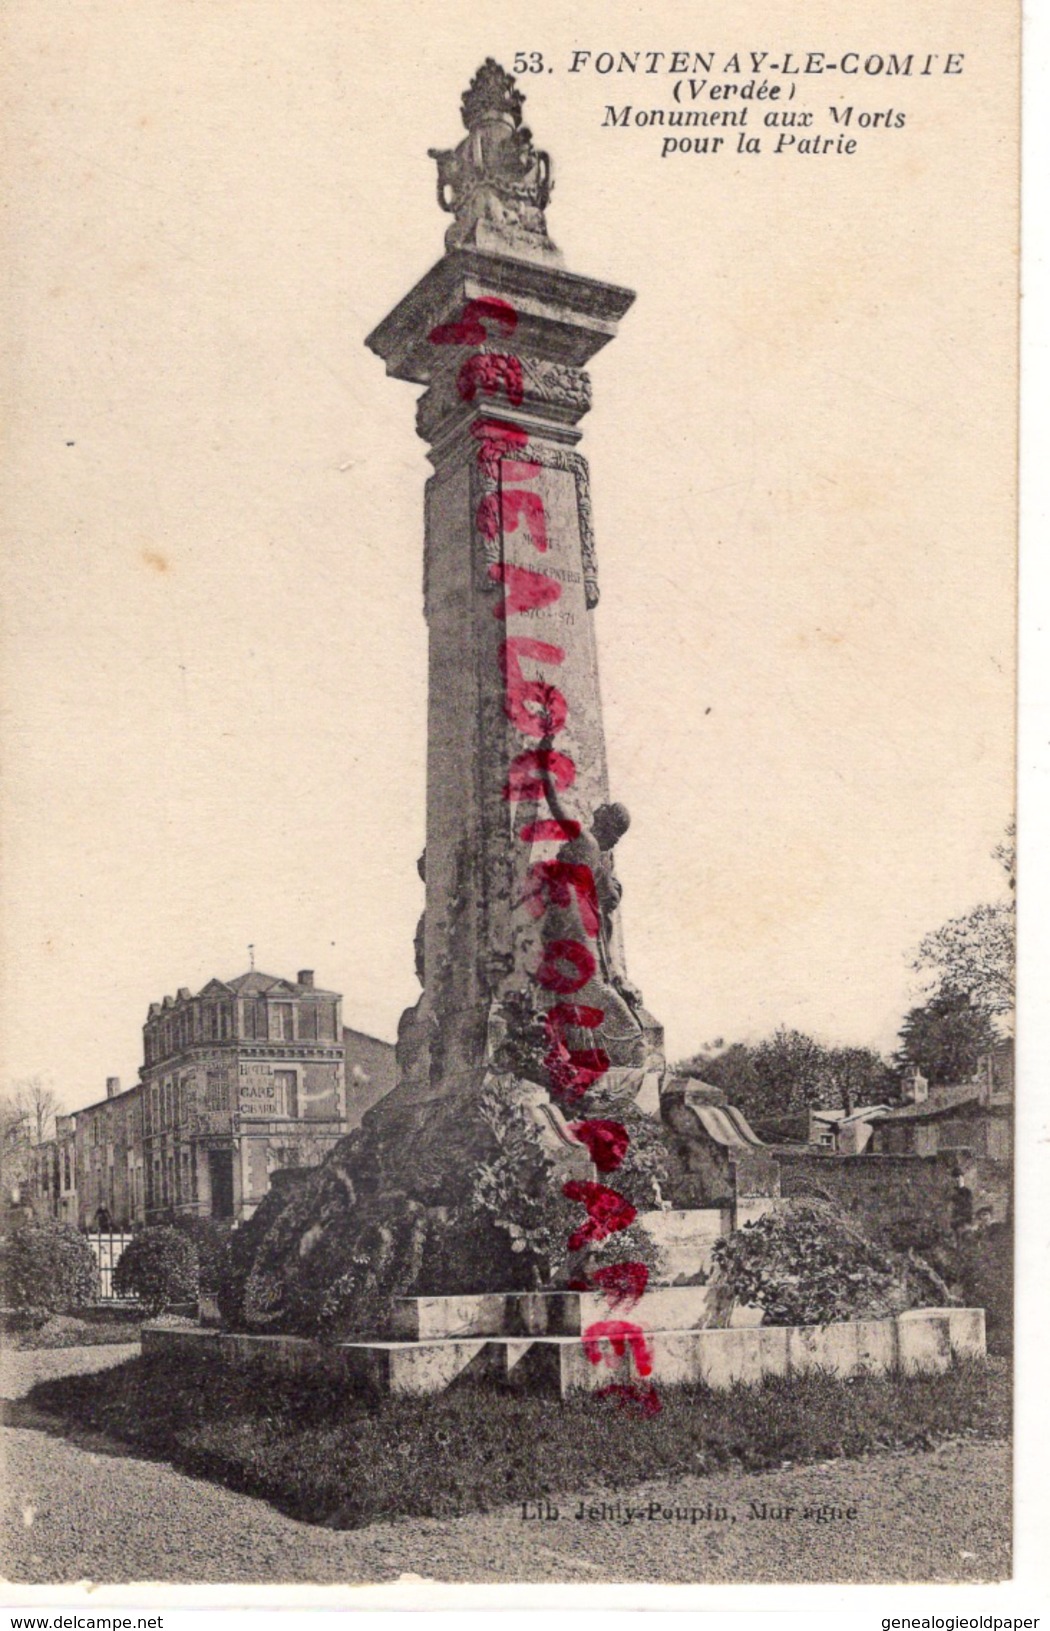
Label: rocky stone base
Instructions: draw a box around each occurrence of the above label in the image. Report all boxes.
[214,1065,722,1338]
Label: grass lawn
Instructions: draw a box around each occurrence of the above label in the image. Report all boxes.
[1,1312,144,1350]
[25,1351,1009,1531]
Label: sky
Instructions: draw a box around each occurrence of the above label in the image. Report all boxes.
[1,0,1016,1113]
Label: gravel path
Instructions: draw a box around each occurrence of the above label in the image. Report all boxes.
[0,1345,1011,1585]
[0,1343,140,1400]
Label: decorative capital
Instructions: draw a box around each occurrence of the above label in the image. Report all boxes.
[428,60,561,266]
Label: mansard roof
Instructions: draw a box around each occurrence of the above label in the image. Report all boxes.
[145,970,341,1020]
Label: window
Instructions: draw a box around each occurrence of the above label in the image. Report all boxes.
[299,1003,317,1041]
[206,1069,226,1112]
[270,1003,295,1042]
[274,1070,298,1118]
[220,1002,232,1040]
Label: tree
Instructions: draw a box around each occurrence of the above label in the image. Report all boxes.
[0,1096,33,1214]
[894,990,999,1087]
[677,1042,761,1105]
[912,821,1015,1028]
[822,1046,897,1116]
[750,1029,832,1117]
[678,1031,894,1121]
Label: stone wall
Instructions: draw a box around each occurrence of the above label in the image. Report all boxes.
[342,1028,397,1126]
[776,1149,1010,1236]
[777,1150,959,1239]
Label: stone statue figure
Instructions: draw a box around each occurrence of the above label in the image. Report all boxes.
[427,58,560,264]
[397,848,429,1089]
[532,745,660,1072]
[558,803,632,990]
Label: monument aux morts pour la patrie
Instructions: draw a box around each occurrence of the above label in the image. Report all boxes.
[209,63,982,1397]
[219,59,780,1368]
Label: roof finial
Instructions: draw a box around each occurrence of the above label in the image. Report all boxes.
[248,942,255,971]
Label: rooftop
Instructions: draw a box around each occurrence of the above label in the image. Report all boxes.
[868,1084,1011,1124]
[148,970,341,1015]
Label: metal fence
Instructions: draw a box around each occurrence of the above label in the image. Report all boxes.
[87,1231,134,1299]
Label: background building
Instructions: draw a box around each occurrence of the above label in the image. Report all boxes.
[140,968,351,1223]
[23,968,394,1230]
[861,1045,1012,1163]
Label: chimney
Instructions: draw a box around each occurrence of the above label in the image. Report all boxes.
[106,1076,121,1099]
[298,969,315,989]
[903,1064,928,1105]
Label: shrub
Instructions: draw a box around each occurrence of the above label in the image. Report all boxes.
[168,1215,232,1296]
[0,1220,99,1313]
[469,1077,576,1286]
[711,1199,935,1326]
[955,1222,1012,1356]
[608,1105,672,1211]
[113,1226,198,1314]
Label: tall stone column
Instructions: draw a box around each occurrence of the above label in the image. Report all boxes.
[367,61,662,1121]
[203,66,683,1329]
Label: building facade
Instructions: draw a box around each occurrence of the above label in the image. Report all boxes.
[866,1086,1012,1161]
[140,969,349,1223]
[807,1104,893,1155]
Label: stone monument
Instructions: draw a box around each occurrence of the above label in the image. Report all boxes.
[144,67,986,1396]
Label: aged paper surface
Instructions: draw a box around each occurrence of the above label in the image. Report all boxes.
[0,0,1033,1607]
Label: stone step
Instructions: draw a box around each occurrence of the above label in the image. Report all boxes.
[142,1305,987,1401]
[338,1337,499,1395]
[340,1307,986,1397]
[635,1206,732,1282]
[390,1283,723,1341]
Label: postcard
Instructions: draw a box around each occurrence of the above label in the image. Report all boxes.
[0,0,1030,1603]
